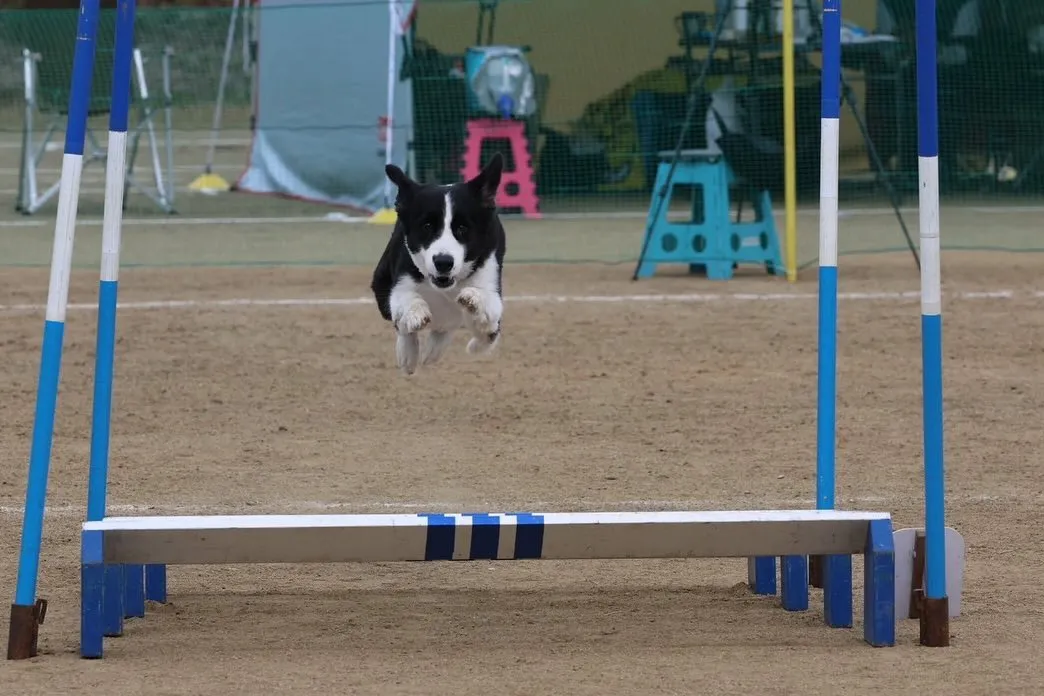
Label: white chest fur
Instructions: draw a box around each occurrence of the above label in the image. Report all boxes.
[387,252,503,375]
[417,283,468,331]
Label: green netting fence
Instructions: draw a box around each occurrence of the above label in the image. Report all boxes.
[0,0,1042,270]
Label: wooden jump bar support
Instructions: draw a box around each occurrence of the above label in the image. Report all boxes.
[80,510,896,657]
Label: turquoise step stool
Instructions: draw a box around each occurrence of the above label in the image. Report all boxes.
[636,150,784,280]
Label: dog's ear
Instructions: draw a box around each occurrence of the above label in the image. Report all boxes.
[466,152,503,208]
[385,164,418,193]
[386,164,419,213]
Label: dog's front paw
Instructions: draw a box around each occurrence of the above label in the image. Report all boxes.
[458,288,501,356]
[466,327,501,355]
[456,287,482,313]
[394,300,431,335]
[396,332,421,375]
[457,288,499,333]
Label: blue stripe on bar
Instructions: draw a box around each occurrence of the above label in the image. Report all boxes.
[509,513,544,559]
[464,513,499,560]
[421,513,455,560]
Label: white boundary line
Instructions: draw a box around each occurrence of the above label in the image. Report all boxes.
[0,185,239,197]
[0,164,244,176]
[0,289,1029,315]
[0,137,253,151]
[543,205,1044,220]
[0,215,364,229]
[0,493,1018,519]
[2,203,1043,229]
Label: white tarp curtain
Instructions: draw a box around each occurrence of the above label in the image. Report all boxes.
[237,0,416,211]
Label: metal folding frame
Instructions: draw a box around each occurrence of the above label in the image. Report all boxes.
[16,45,177,216]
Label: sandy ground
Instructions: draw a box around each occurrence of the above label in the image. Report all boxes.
[3,124,1044,694]
[1,250,1043,694]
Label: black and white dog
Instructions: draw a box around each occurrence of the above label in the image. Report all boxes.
[370,153,506,375]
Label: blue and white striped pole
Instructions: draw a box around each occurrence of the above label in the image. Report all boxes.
[82,0,139,656]
[815,0,852,628]
[8,0,101,661]
[915,0,950,647]
[817,0,841,517]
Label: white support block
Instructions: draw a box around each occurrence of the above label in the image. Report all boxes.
[893,527,966,618]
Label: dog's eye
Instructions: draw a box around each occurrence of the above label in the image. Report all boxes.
[422,222,434,232]
[456,224,468,234]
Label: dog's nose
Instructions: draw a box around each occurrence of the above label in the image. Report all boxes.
[432,254,454,275]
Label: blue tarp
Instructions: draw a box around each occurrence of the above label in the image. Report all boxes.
[237,0,414,212]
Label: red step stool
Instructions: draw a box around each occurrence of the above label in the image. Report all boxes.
[461,119,541,219]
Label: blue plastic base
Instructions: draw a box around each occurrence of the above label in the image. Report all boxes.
[80,531,169,658]
[864,518,897,646]
[749,556,777,595]
[823,553,853,627]
[123,564,145,618]
[781,555,810,611]
[743,519,895,646]
[80,563,105,659]
[145,564,167,603]
[636,157,784,280]
[102,564,124,636]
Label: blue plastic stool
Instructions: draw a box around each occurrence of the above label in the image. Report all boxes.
[636,150,784,280]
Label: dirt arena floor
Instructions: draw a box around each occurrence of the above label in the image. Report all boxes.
[1,249,1044,694]
[2,139,1044,693]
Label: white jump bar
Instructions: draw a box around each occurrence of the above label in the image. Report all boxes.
[82,510,891,566]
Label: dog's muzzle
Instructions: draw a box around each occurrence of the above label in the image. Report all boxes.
[428,253,457,288]
[430,254,455,288]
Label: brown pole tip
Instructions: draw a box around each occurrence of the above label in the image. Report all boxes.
[7,603,40,660]
[919,596,951,647]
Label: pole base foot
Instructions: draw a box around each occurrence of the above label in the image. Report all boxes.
[809,554,824,588]
[918,595,951,647]
[7,599,47,660]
